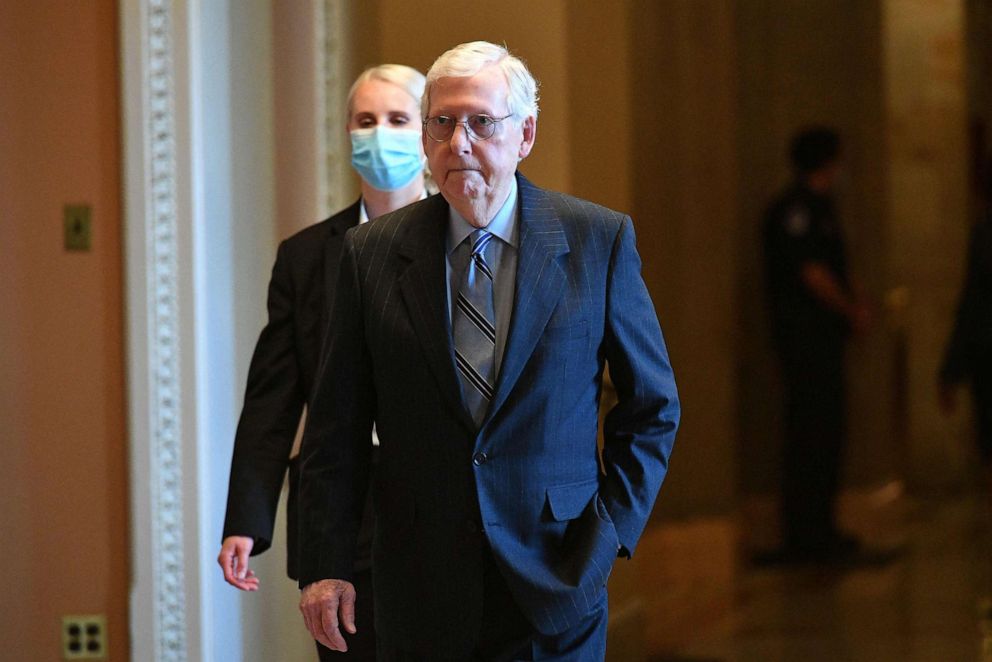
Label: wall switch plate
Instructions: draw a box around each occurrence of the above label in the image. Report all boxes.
[61,615,106,659]
[64,204,92,251]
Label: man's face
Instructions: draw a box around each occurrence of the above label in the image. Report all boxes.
[423,65,535,221]
[808,160,843,195]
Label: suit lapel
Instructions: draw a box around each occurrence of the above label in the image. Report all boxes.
[396,197,477,433]
[320,200,361,335]
[486,175,569,425]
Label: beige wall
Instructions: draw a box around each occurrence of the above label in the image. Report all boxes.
[626,0,741,518]
[564,4,634,214]
[272,2,320,238]
[883,0,971,488]
[352,0,573,193]
[735,1,894,506]
[0,1,127,659]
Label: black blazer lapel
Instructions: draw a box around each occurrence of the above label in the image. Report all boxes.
[320,200,362,335]
[295,201,361,396]
[396,197,477,433]
[486,175,570,424]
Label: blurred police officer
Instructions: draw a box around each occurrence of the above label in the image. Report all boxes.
[764,127,871,562]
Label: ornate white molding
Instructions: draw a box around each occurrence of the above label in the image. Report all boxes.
[126,2,340,658]
[146,1,187,658]
[125,0,188,659]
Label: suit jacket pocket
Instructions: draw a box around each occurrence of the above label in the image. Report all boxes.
[544,478,619,590]
[546,477,599,522]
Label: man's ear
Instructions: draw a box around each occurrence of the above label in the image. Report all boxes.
[518,116,537,160]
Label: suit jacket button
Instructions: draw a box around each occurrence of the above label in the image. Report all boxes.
[466,519,479,534]
[472,451,488,466]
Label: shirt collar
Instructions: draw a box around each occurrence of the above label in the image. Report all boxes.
[446,176,519,254]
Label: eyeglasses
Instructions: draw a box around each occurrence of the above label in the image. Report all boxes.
[422,114,513,142]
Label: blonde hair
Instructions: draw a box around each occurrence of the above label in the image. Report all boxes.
[347,64,426,117]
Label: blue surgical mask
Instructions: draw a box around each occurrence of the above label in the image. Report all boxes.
[350,127,424,192]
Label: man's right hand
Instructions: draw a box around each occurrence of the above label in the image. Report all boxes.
[299,578,357,652]
[218,536,259,591]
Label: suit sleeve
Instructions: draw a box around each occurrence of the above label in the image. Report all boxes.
[600,216,680,558]
[222,240,306,555]
[297,230,375,587]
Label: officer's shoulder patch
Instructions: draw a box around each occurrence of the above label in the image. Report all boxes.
[784,207,810,237]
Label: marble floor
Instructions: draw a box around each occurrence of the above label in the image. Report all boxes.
[661,492,992,662]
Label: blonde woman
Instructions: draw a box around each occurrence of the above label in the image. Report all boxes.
[219,64,428,661]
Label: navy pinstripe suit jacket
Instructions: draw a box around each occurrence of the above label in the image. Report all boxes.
[298,174,679,656]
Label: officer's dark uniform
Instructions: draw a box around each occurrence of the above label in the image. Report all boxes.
[764,182,852,556]
[941,216,992,461]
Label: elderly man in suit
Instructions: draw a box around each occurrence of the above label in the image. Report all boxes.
[298,41,680,660]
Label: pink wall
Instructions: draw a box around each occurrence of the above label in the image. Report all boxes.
[0,1,128,659]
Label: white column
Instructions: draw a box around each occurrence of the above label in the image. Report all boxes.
[121,0,201,658]
[122,0,286,659]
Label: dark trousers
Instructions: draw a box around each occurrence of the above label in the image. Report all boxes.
[376,546,608,661]
[780,339,847,553]
[317,567,376,661]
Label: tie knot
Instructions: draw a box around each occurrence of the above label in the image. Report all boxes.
[471,229,493,257]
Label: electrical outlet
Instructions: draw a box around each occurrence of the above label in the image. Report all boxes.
[61,615,106,660]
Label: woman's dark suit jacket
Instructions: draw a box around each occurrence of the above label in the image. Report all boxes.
[222,200,364,578]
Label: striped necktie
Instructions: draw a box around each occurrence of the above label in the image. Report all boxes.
[454,229,496,426]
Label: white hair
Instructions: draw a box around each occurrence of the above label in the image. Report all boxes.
[422,41,540,120]
[347,64,426,116]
